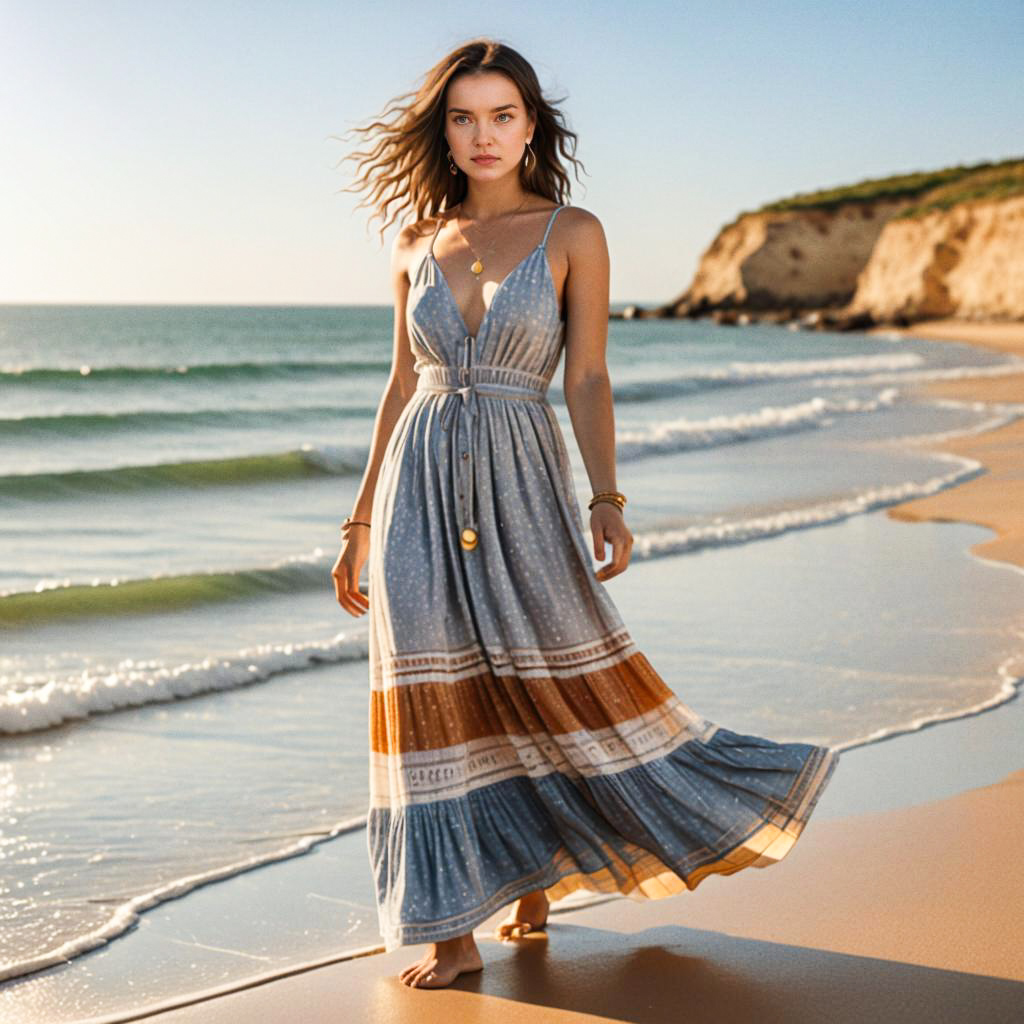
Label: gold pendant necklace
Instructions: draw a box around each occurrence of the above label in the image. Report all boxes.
[458,197,530,279]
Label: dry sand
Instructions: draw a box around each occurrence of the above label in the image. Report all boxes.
[118,318,1024,1023]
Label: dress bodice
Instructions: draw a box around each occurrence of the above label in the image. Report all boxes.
[406,204,567,387]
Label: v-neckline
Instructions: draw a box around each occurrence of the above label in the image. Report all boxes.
[429,244,543,340]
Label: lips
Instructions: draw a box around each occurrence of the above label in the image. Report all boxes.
[472,156,498,164]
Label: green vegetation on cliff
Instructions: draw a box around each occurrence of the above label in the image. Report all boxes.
[731,156,1024,224]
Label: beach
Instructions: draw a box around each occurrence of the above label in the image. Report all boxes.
[6,1,1021,1018]
[2,312,1023,1023]
[878,320,1024,572]
[70,318,1024,1023]
[98,764,1024,1023]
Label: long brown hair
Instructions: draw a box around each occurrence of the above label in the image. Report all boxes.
[333,37,587,241]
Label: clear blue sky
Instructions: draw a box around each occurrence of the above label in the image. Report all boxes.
[1,0,1021,306]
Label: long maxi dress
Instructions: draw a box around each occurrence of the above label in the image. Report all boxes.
[366,203,839,951]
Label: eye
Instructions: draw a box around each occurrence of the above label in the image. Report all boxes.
[452,113,513,125]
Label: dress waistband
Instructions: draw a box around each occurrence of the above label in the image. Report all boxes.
[415,362,550,399]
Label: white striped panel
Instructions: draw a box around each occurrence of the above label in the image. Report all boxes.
[368,696,718,808]
[371,630,640,692]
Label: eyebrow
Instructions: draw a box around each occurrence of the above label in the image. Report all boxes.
[447,103,519,114]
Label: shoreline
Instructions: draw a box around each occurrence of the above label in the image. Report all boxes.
[868,318,1024,572]
[5,515,1023,1014]
[5,317,1023,1021]
[97,763,1024,1022]
[62,687,1024,1023]
[88,316,1024,1018]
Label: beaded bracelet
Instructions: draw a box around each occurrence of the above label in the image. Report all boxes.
[341,516,371,533]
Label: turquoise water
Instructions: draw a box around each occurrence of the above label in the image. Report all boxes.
[2,303,1023,991]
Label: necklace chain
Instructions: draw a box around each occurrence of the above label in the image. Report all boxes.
[457,197,531,279]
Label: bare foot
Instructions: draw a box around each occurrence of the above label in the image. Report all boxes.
[495,888,550,941]
[398,932,483,988]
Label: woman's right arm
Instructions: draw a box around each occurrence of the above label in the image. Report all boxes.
[332,225,422,617]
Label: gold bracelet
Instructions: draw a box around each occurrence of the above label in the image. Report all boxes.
[588,490,627,511]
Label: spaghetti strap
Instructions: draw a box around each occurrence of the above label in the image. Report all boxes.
[428,214,445,257]
[540,204,565,248]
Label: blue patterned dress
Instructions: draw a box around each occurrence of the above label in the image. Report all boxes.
[366,203,839,951]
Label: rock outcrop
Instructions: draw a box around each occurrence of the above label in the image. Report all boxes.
[846,195,1024,322]
[671,199,908,313]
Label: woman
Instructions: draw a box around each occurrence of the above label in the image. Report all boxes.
[331,38,839,989]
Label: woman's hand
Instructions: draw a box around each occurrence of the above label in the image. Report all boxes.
[332,528,371,617]
[591,502,633,582]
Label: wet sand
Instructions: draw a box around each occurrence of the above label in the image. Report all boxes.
[111,765,1024,1022]
[874,319,1024,571]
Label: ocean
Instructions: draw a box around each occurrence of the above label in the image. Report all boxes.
[2,303,1024,997]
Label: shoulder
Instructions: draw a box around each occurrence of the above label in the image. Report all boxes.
[392,215,438,258]
[391,212,449,280]
[552,204,606,248]
[549,205,607,272]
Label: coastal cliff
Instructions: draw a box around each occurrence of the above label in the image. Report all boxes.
[672,199,907,313]
[846,194,1024,322]
[636,157,1024,328]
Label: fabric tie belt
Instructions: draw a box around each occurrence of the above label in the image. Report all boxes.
[414,338,550,551]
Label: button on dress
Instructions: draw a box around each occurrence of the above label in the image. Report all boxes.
[366,203,839,951]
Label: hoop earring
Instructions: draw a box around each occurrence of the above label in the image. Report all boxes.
[446,149,459,176]
[523,141,535,171]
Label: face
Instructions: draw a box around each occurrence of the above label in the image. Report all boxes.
[444,71,535,178]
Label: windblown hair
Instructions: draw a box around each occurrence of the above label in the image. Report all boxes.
[333,38,587,241]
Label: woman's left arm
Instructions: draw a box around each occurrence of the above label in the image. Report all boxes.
[560,209,633,581]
